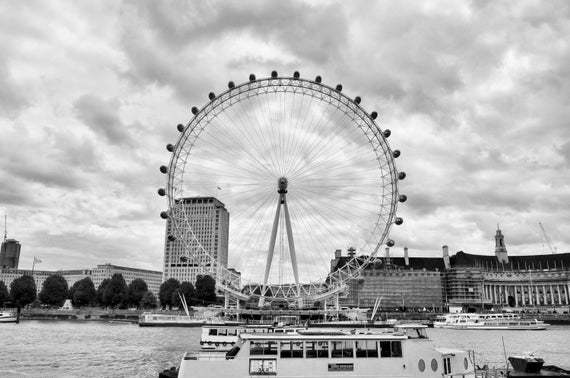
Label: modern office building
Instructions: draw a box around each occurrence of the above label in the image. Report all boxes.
[162,197,229,285]
[0,238,21,269]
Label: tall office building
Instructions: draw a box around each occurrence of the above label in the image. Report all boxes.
[0,239,21,269]
[162,197,229,285]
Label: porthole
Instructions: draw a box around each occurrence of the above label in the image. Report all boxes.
[431,359,438,371]
[418,359,426,372]
[464,357,469,369]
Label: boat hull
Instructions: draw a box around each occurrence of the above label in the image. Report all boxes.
[433,324,547,330]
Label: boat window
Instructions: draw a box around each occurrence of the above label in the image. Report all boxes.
[249,359,277,376]
[331,341,353,358]
[380,341,402,358]
[228,329,237,336]
[218,329,227,336]
[209,329,217,336]
[443,357,451,374]
[280,341,303,358]
[250,341,277,355]
[355,341,378,358]
[305,341,328,358]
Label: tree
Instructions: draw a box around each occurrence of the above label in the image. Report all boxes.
[140,291,157,309]
[0,280,9,306]
[10,275,37,308]
[70,277,97,307]
[103,273,128,308]
[173,281,195,308]
[97,278,111,306]
[195,275,216,305]
[159,278,180,309]
[127,278,148,308]
[39,274,69,307]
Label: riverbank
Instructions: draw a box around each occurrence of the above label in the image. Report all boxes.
[21,308,182,323]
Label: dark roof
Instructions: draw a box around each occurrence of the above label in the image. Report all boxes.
[451,251,570,270]
[330,255,445,272]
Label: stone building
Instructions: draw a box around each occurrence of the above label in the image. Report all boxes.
[331,228,570,311]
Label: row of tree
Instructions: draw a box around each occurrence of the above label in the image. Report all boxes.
[0,273,219,310]
[0,274,158,309]
[158,275,217,309]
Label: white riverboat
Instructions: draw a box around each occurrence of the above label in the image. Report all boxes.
[178,325,475,378]
[0,310,17,323]
[139,312,207,327]
[433,313,548,330]
[200,324,306,352]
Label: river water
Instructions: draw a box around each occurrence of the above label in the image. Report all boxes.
[0,321,569,377]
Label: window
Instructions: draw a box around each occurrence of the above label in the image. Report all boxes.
[331,341,353,358]
[249,359,276,375]
[305,341,328,358]
[443,357,451,374]
[380,341,402,358]
[355,341,378,358]
[208,329,217,336]
[280,341,303,358]
[251,342,277,356]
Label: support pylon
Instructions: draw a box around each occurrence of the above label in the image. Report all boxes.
[258,177,300,307]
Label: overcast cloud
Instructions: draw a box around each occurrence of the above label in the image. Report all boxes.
[0,0,569,274]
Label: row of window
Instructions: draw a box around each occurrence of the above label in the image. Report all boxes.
[249,340,402,359]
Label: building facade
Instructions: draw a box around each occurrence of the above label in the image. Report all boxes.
[0,238,21,269]
[332,228,570,311]
[163,197,229,285]
[0,264,162,297]
[91,264,162,297]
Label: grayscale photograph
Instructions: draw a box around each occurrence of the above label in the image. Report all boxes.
[0,0,569,377]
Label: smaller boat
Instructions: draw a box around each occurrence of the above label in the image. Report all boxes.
[508,355,570,377]
[0,310,17,323]
[138,312,206,327]
[433,313,548,330]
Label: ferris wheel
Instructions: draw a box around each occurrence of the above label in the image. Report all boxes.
[158,71,406,305]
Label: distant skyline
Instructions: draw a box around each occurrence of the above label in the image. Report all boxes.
[1,1,569,273]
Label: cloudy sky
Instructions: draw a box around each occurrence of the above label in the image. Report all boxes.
[1,0,569,275]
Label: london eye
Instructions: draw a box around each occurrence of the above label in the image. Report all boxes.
[159,71,406,305]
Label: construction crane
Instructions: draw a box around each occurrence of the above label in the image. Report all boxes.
[538,222,558,254]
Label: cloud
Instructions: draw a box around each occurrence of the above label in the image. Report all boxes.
[73,94,133,146]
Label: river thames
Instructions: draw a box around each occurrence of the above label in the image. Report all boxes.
[0,321,569,377]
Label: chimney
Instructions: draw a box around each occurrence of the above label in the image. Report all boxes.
[385,247,390,265]
[334,249,342,259]
[404,246,409,266]
[442,245,450,269]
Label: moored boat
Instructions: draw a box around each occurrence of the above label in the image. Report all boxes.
[138,312,206,327]
[0,310,17,323]
[433,313,548,330]
[178,324,476,378]
[508,355,570,377]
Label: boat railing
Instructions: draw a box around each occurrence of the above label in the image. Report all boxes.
[183,351,236,361]
[474,367,507,378]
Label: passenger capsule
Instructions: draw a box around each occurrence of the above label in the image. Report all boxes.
[177,124,184,132]
[315,75,322,83]
[398,172,406,180]
[191,106,199,115]
[249,73,256,81]
[166,144,174,152]
[271,70,278,78]
[157,188,166,196]
[398,194,407,203]
[386,239,395,247]
[159,165,168,174]
[354,96,361,104]
[293,71,300,79]
[393,150,401,158]
[228,81,235,89]
[208,92,216,100]
[160,211,169,219]
[370,111,378,120]
[395,217,403,225]
[335,84,343,91]
[383,129,391,138]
